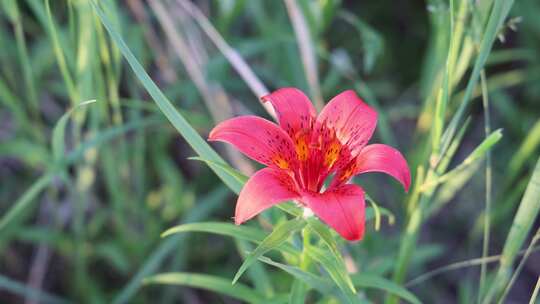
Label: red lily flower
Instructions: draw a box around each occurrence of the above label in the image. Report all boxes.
[209,88,410,241]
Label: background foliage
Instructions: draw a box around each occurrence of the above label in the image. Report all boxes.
[0,0,539,303]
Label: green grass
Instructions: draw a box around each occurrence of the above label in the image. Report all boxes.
[1,1,539,303]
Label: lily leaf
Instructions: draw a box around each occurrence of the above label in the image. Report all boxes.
[161,222,300,257]
[233,218,306,284]
[305,246,357,303]
[144,272,272,304]
[352,273,421,304]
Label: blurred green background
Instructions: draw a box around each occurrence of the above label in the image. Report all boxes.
[0,0,539,303]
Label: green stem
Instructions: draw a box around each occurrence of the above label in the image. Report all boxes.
[290,227,312,303]
[478,70,492,303]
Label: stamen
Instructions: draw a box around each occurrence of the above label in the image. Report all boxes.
[294,133,309,161]
[272,155,290,169]
[324,140,341,168]
[338,163,357,182]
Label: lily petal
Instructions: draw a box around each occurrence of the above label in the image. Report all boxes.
[261,87,317,138]
[316,90,377,155]
[209,116,298,170]
[353,144,411,191]
[302,184,365,241]
[235,168,300,224]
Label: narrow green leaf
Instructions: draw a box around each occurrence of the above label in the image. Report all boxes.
[112,188,228,304]
[483,157,540,303]
[161,222,300,256]
[0,274,72,304]
[258,256,334,293]
[1,0,18,22]
[44,0,78,103]
[289,279,309,304]
[189,156,248,184]
[144,272,269,304]
[352,273,421,304]
[52,99,96,164]
[91,0,242,194]
[529,276,540,304]
[0,174,54,233]
[498,228,540,302]
[305,217,356,296]
[65,116,162,165]
[440,0,514,156]
[461,129,503,166]
[422,129,502,192]
[339,11,384,73]
[306,217,340,258]
[235,240,274,297]
[233,218,306,284]
[305,246,357,303]
[436,117,471,172]
[508,119,540,182]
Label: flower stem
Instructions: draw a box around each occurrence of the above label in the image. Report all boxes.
[290,226,312,303]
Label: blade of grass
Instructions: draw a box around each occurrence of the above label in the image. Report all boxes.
[498,228,540,303]
[91,0,242,193]
[0,77,30,133]
[188,156,248,184]
[352,273,421,304]
[258,256,333,293]
[283,0,324,110]
[482,157,540,303]
[5,0,39,119]
[176,0,272,114]
[405,245,540,287]
[65,116,162,165]
[235,239,275,297]
[530,276,540,304]
[305,246,357,303]
[421,129,502,192]
[0,274,72,304]
[0,173,54,233]
[478,69,492,303]
[52,99,96,164]
[148,0,233,123]
[44,0,78,103]
[260,255,354,304]
[112,187,228,304]
[144,272,271,304]
[507,119,540,183]
[161,222,300,256]
[440,0,514,157]
[150,8,257,182]
[0,98,95,233]
[338,11,384,74]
